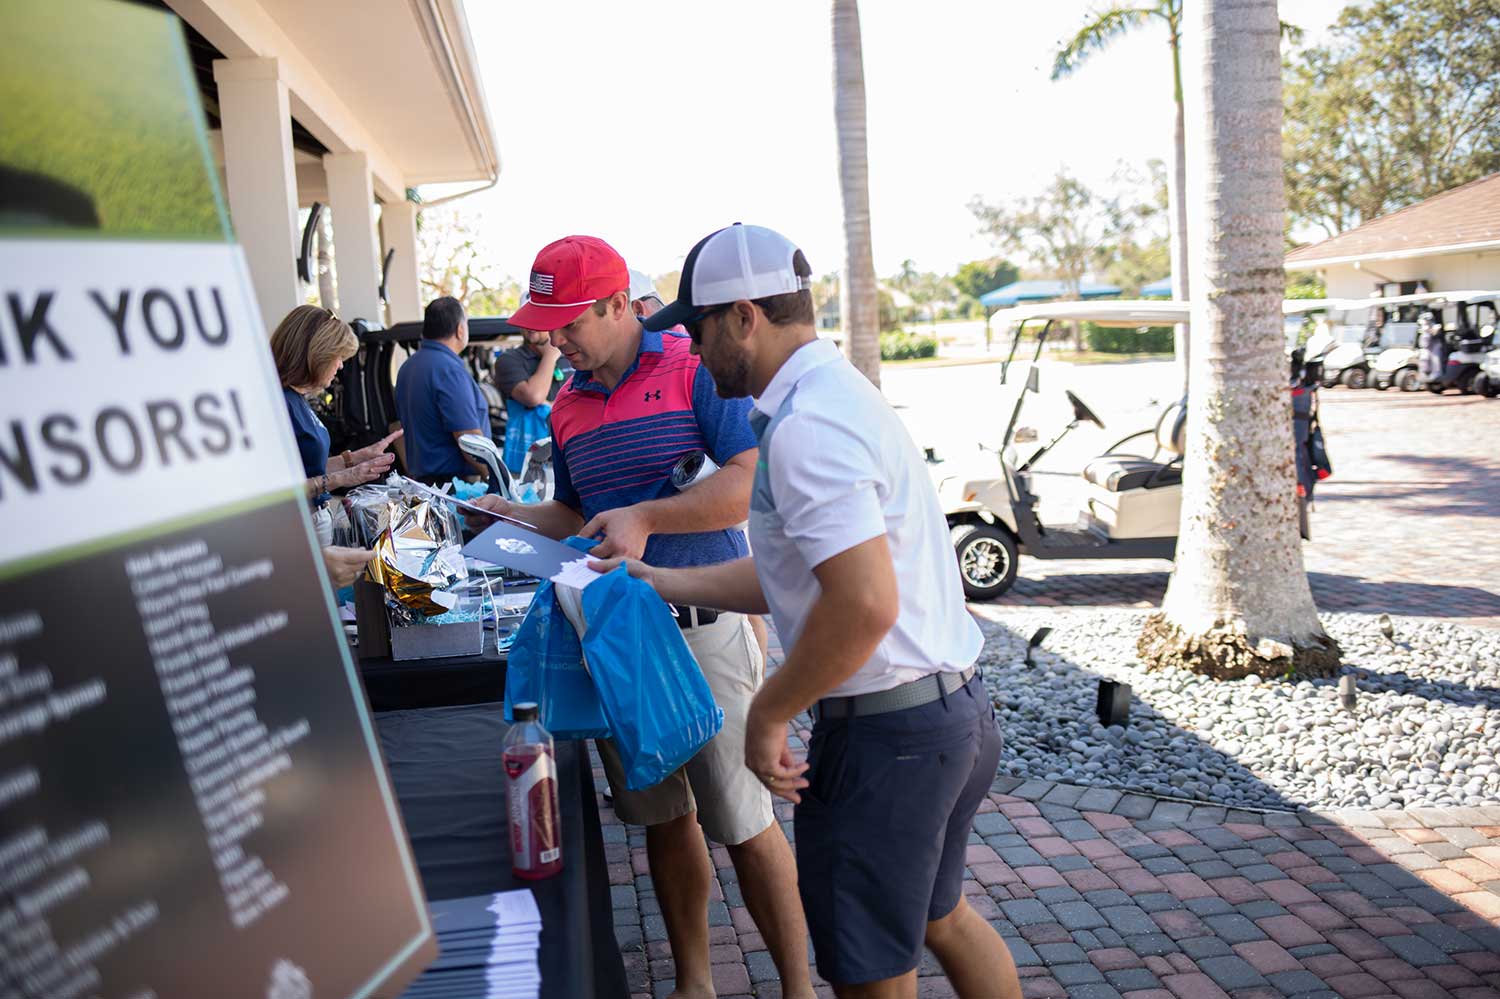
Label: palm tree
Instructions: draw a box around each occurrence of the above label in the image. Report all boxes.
[832,0,881,387]
[1053,2,1188,391]
[1136,0,1339,678]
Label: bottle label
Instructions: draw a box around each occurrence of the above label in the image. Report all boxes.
[505,747,559,872]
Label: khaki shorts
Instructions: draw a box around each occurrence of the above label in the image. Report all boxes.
[596,611,775,846]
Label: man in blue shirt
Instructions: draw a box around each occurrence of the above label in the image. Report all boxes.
[394,297,489,482]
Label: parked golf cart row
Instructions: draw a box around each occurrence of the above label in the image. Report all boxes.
[1309,290,1500,395]
[930,300,1331,600]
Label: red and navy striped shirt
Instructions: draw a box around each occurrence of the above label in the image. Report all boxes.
[549,328,756,568]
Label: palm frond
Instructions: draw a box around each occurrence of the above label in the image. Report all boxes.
[1051,6,1158,81]
[1280,20,1305,45]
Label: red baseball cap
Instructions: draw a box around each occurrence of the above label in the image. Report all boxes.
[510,235,629,331]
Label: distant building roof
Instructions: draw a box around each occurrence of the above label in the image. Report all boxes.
[979,279,1121,309]
[1140,277,1173,298]
[1285,173,1500,270]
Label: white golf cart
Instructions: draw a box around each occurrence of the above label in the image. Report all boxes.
[1366,290,1497,391]
[931,301,1186,599]
[934,299,1322,600]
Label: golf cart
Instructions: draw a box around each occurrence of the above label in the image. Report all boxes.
[1313,306,1380,389]
[1476,341,1500,398]
[930,302,1184,599]
[933,300,1326,600]
[1365,291,1488,390]
[1420,293,1500,394]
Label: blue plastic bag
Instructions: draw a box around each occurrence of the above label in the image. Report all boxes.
[504,537,610,739]
[580,567,724,791]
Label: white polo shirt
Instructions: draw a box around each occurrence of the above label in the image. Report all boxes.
[747,338,984,698]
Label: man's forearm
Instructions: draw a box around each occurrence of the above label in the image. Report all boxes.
[514,362,557,407]
[751,591,892,724]
[634,459,752,535]
[650,557,769,614]
[513,500,584,540]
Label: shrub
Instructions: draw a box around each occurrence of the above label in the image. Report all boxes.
[880,330,938,360]
[1083,322,1175,354]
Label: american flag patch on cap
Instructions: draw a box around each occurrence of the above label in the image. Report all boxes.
[530,272,555,296]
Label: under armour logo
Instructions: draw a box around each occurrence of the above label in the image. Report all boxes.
[644,390,661,402]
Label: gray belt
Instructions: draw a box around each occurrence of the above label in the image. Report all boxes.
[811,666,977,723]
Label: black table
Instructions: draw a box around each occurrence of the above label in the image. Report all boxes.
[377,702,627,999]
[360,646,509,712]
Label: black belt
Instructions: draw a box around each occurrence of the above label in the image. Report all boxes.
[811,666,978,722]
[670,605,719,630]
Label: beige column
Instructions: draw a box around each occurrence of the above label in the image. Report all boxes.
[380,200,423,325]
[211,57,301,332]
[324,151,383,325]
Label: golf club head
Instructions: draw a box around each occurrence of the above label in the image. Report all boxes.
[459,434,513,501]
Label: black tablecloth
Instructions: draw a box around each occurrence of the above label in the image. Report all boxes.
[377,702,627,999]
[360,646,508,712]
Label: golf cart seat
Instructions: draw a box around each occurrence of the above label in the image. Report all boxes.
[1082,400,1186,492]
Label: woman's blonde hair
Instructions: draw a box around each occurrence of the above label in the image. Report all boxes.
[271,305,357,390]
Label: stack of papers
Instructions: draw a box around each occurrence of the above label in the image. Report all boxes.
[400,890,542,999]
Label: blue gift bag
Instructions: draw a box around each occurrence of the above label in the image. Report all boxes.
[580,567,724,791]
[504,537,610,739]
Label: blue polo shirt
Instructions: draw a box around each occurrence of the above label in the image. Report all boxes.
[283,387,331,507]
[549,327,755,569]
[394,339,489,479]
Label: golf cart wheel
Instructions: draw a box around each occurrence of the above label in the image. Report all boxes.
[1341,367,1368,390]
[952,523,1019,601]
[1479,374,1499,398]
[1396,368,1421,392]
[1459,372,1477,395]
[1428,383,1446,394]
[1372,377,1389,391]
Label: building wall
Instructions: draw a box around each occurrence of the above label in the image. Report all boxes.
[1319,251,1500,299]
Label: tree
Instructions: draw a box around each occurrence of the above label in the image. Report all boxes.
[1053,1,1190,383]
[1283,0,1500,237]
[952,258,1019,302]
[832,0,881,386]
[1106,160,1171,296]
[416,204,519,317]
[1137,0,1340,679]
[969,170,1121,349]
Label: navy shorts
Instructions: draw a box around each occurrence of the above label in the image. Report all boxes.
[793,673,1002,985]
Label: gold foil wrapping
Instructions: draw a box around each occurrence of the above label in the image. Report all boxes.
[365,495,468,619]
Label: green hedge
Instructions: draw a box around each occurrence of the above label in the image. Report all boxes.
[880,330,938,360]
[1083,322,1175,354]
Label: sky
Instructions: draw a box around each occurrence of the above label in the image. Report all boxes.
[447,0,1353,286]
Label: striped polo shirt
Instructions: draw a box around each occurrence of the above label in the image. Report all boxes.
[549,326,756,568]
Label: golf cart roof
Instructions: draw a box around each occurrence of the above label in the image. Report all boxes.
[992,298,1341,329]
[1337,289,1500,311]
[991,300,1191,327]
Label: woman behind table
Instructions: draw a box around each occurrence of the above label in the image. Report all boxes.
[270,305,401,546]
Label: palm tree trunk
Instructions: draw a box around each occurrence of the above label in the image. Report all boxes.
[1138,0,1339,679]
[316,209,337,311]
[832,0,880,387]
[1168,95,1191,395]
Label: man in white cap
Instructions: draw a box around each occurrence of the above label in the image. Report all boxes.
[473,235,814,999]
[595,224,1019,998]
[628,267,667,320]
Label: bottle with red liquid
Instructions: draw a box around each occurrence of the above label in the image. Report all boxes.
[504,702,562,879]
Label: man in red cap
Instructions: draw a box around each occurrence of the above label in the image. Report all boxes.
[475,235,813,999]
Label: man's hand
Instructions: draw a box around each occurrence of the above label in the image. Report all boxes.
[587,557,658,590]
[464,493,516,531]
[322,546,372,588]
[581,505,653,560]
[744,706,809,804]
[351,428,403,466]
[540,342,563,364]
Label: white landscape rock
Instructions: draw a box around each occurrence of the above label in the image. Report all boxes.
[971,607,1500,811]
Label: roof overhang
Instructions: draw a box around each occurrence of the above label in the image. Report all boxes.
[1285,238,1500,272]
[169,0,498,201]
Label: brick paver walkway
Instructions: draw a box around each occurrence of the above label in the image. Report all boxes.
[603,750,1500,998]
[603,388,1500,996]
